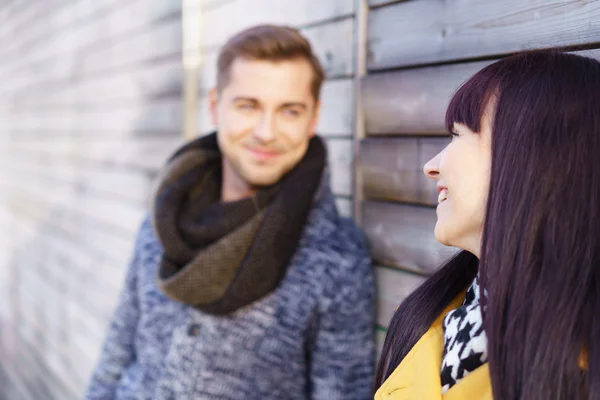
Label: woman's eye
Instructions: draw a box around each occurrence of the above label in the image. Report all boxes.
[450,131,460,138]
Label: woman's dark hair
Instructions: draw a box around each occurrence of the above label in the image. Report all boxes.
[376,50,600,399]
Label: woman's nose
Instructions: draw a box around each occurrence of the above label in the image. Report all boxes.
[423,152,441,180]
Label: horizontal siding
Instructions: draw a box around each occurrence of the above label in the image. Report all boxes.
[367,0,600,70]
[200,0,355,50]
[362,201,458,275]
[0,1,184,398]
[360,137,447,206]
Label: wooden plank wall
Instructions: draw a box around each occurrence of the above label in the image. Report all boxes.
[361,0,600,348]
[0,1,186,398]
[0,0,359,398]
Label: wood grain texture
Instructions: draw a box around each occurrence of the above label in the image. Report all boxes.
[8,98,183,136]
[326,138,354,196]
[360,137,448,205]
[335,197,353,218]
[7,154,154,205]
[368,0,600,70]
[376,266,427,328]
[201,0,355,49]
[80,17,182,75]
[0,2,186,399]
[362,60,490,135]
[363,201,458,274]
[7,172,146,235]
[0,0,181,79]
[376,328,386,360]
[7,58,183,107]
[198,16,354,89]
[7,137,183,172]
[363,49,600,136]
[368,0,407,8]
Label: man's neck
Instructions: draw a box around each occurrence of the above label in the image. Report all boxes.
[220,159,256,203]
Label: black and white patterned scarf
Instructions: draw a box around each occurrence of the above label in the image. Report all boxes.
[440,275,488,393]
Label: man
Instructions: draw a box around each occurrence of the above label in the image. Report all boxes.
[85,25,375,400]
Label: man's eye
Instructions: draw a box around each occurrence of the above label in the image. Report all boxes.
[284,109,300,116]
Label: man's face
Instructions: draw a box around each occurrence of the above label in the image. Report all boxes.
[210,57,320,187]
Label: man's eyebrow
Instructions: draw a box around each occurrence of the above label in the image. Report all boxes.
[281,102,307,110]
[232,97,259,103]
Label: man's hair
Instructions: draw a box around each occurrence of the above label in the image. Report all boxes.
[216,24,325,101]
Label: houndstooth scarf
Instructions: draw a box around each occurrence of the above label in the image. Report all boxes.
[441,275,488,393]
[151,132,326,315]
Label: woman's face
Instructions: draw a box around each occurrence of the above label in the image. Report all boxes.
[423,111,493,258]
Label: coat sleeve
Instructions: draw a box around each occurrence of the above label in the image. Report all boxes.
[83,220,147,399]
[309,238,377,400]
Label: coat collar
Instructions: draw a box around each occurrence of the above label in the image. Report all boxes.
[375,292,493,400]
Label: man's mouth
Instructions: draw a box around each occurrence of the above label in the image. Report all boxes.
[247,147,280,161]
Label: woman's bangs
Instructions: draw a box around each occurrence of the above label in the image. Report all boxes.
[445,66,501,134]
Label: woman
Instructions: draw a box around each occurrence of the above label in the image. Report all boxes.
[375,50,599,399]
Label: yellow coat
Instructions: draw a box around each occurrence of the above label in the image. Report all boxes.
[375,293,493,400]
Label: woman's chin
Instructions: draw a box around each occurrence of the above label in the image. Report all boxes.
[433,223,453,247]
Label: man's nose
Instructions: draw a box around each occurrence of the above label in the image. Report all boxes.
[253,113,277,143]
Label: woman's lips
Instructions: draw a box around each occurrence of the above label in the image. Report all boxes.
[437,184,448,204]
[438,189,448,204]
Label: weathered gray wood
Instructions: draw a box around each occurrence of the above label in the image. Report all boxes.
[199,16,354,90]
[7,137,182,171]
[360,137,448,205]
[363,60,490,135]
[376,328,386,360]
[80,18,182,76]
[6,58,183,107]
[201,0,355,50]
[318,79,354,136]
[0,1,65,45]
[7,154,153,205]
[43,211,133,265]
[363,201,458,274]
[0,0,181,83]
[0,0,181,79]
[368,0,407,8]
[363,49,600,135]
[8,97,183,136]
[335,197,353,218]
[376,265,427,328]
[301,17,355,78]
[326,138,353,196]
[7,176,145,236]
[368,0,600,70]
[0,0,121,60]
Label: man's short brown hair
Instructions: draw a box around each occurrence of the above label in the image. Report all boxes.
[216,25,325,101]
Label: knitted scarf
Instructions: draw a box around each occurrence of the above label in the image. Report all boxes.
[151,133,326,315]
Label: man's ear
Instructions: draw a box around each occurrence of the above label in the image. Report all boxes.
[209,87,219,127]
[308,100,321,138]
